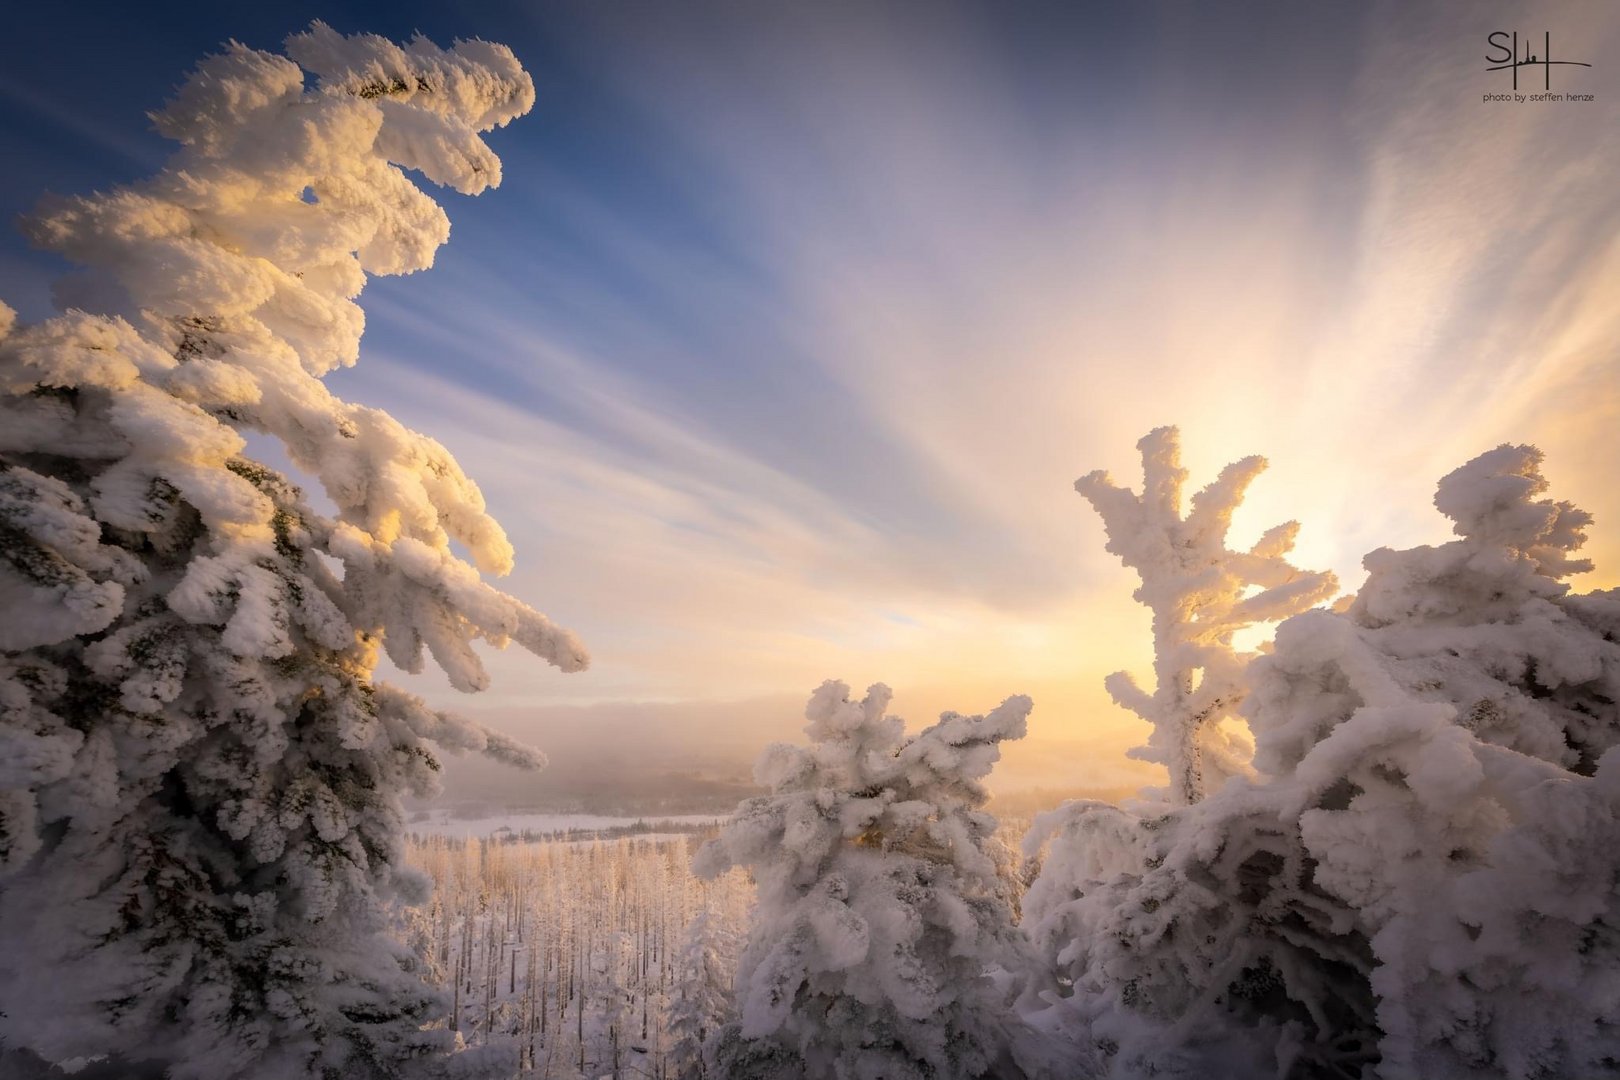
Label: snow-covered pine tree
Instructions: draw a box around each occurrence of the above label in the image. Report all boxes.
[696,680,1034,1080]
[1026,435,1620,1079]
[1019,750,1379,1078]
[1022,430,1369,1078]
[587,928,635,1076]
[0,24,586,1080]
[1239,444,1620,1079]
[1076,426,1337,803]
[666,905,735,1080]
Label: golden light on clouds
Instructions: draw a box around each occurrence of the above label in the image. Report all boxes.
[313,0,1620,794]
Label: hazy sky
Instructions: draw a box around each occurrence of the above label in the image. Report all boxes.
[2,1,1617,790]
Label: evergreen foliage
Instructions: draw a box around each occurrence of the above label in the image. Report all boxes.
[698,681,1033,1080]
[0,24,584,1079]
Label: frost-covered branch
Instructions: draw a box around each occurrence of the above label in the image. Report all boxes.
[1076,427,1336,802]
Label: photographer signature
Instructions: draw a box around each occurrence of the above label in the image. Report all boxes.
[1486,32,1591,90]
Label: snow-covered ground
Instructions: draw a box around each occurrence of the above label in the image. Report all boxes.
[405,809,723,841]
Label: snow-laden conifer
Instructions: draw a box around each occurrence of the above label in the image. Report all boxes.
[1019,759,1377,1078]
[697,681,1033,1080]
[666,906,735,1080]
[1024,430,1360,1077]
[1076,427,1336,803]
[1239,444,1620,1079]
[1025,434,1620,1079]
[0,24,585,1079]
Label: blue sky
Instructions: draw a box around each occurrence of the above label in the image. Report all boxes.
[3,1,1617,787]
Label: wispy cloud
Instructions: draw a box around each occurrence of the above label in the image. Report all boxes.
[4,2,1615,783]
[323,2,1620,779]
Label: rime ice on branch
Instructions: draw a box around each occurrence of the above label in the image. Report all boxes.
[1242,444,1620,1078]
[697,681,1033,1080]
[1076,427,1336,803]
[0,24,583,1080]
